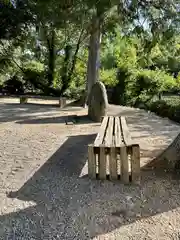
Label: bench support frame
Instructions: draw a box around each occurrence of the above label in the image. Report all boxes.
[88,116,140,184]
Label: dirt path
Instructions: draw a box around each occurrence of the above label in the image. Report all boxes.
[0,98,180,240]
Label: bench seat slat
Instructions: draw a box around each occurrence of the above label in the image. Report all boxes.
[104,116,114,147]
[115,117,123,147]
[94,116,108,146]
[120,116,132,146]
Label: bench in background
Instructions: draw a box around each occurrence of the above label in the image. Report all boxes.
[19,95,66,108]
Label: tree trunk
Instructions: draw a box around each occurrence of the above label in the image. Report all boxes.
[85,16,101,106]
[158,92,162,100]
[47,29,55,87]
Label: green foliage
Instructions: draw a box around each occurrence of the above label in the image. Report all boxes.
[114,64,177,105]
[147,98,180,122]
[100,68,117,86]
[0,1,33,39]
[72,58,86,87]
[112,65,132,105]
[64,58,86,99]
[2,75,24,94]
[115,42,138,70]
[103,27,180,106]
[1,0,180,101]
[23,61,45,92]
[128,69,176,103]
[24,60,44,72]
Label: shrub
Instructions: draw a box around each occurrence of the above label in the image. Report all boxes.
[3,75,24,94]
[61,58,86,99]
[64,85,85,100]
[22,61,45,92]
[112,66,177,106]
[147,98,180,122]
[23,71,45,93]
[110,66,133,105]
[129,69,176,104]
[100,68,117,87]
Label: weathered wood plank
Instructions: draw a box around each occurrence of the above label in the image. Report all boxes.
[131,145,140,184]
[94,116,109,146]
[120,146,129,183]
[99,147,106,179]
[115,117,123,147]
[120,116,132,146]
[109,147,118,180]
[88,145,96,179]
[104,116,114,146]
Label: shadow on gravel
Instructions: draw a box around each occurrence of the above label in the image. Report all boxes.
[16,115,74,124]
[1,135,180,239]
[0,103,82,123]
[16,114,94,125]
[112,106,180,147]
[18,102,63,108]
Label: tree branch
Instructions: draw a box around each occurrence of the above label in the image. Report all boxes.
[68,27,84,81]
[0,40,25,73]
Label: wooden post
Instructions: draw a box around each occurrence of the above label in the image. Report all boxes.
[88,145,96,179]
[20,96,28,104]
[99,147,106,180]
[59,98,62,108]
[63,97,66,107]
[59,98,66,108]
[131,145,140,184]
[120,146,129,183]
[109,147,118,180]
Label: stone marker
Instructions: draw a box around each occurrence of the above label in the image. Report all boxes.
[88,81,108,122]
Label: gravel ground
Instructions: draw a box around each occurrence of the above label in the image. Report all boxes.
[0,98,180,239]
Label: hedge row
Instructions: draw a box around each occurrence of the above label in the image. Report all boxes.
[146,97,180,123]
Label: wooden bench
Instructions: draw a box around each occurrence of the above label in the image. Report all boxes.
[88,116,140,184]
[19,95,66,108]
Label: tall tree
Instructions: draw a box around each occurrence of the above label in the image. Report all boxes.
[83,0,180,103]
[0,0,33,39]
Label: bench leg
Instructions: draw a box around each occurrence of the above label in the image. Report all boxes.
[120,146,129,183]
[59,98,66,108]
[20,97,28,104]
[59,99,63,108]
[99,147,106,180]
[109,147,118,180]
[131,145,140,184]
[88,145,96,179]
